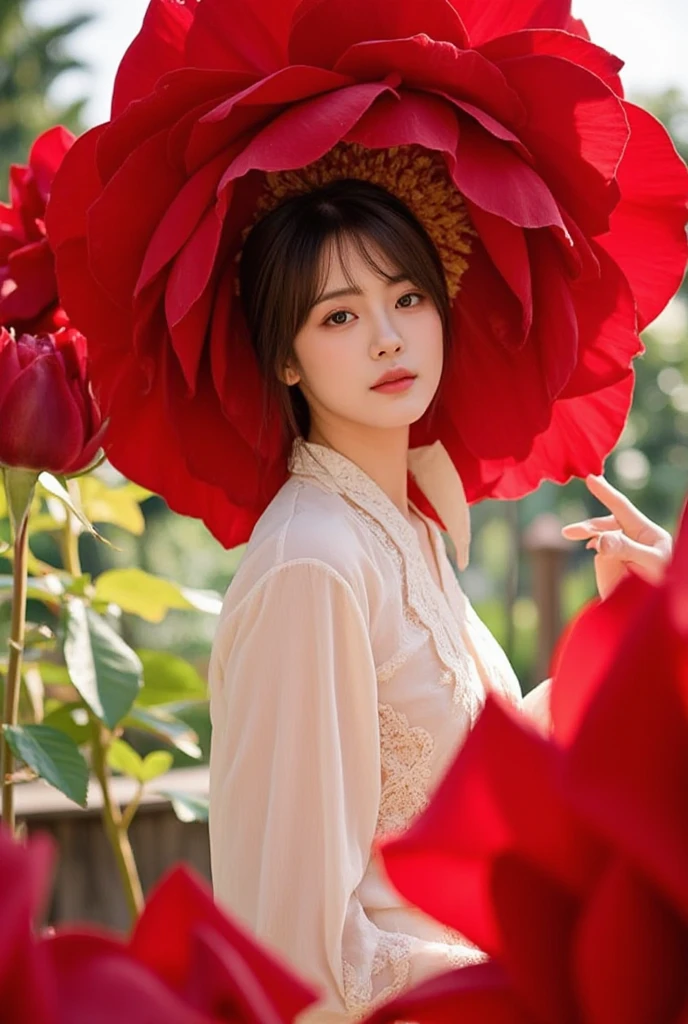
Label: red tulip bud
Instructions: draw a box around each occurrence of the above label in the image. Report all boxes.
[0,326,107,475]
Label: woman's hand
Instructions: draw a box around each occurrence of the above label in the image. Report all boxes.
[561,475,673,599]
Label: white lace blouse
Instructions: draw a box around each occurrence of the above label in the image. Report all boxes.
[208,438,551,1022]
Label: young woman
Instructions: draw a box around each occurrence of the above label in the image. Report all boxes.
[207,180,671,1022]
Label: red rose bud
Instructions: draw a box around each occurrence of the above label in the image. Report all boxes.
[0,126,75,335]
[0,326,107,474]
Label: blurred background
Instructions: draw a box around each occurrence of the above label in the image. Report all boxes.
[1,0,687,922]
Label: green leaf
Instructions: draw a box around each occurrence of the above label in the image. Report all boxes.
[63,600,142,729]
[0,574,65,604]
[38,473,107,541]
[107,738,145,779]
[78,477,149,536]
[140,750,174,782]
[42,702,90,745]
[156,790,209,823]
[123,706,202,759]
[3,724,88,807]
[93,569,222,623]
[135,650,207,707]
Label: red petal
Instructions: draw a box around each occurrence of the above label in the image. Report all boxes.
[564,243,640,397]
[564,592,688,919]
[220,81,398,185]
[465,204,532,336]
[573,859,688,1022]
[453,119,566,231]
[45,124,105,251]
[453,0,571,46]
[363,961,530,1024]
[28,125,75,202]
[186,0,285,75]
[88,131,187,306]
[100,68,248,185]
[289,0,469,69]
[0,350,86,472]
[130,866,316,1016]
[550,577,650,746]
[112,0,194,118]
[45,932,203,1023]
[478,28,624,97]
[346,88,459,153]
[495,54,628,236]
[380,698,600,954]
[136,148,232,295]
[482,372,633,500]
[490,854,578,1022]
[187,66,352,172]
[597,102,688,330]
[334,38,525,129]
[0,239,56,322]
[165,205,222,328]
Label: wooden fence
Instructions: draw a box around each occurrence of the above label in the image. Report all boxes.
[16,766,211,931]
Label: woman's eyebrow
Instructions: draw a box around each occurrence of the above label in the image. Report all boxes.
[314,273,410,306]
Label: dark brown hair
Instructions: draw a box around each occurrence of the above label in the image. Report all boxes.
[239,178,451,440]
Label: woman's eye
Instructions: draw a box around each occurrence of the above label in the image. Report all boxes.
[397,292,423,309]
[325,310,354,326]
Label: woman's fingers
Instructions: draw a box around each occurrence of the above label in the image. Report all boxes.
[561,515,618,540]
[587,530,669,585]
[584,474,656,540]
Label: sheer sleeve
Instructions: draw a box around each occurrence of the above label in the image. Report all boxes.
[208,560,481,1022]
[522,677,553,734]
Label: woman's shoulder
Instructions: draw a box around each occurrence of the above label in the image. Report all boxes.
[222,477,383,614]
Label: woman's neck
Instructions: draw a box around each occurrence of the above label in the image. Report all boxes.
[306,424,411,517]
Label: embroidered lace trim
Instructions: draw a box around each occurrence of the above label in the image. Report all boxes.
[291,440,486,708]
[376,703,434,837]
[342,931,412,1019]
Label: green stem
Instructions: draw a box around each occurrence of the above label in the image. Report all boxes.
[1,512,29,833]
[62,479,143,923]
[89,717,144,923]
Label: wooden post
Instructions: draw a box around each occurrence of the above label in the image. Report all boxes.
[522,513,573,686]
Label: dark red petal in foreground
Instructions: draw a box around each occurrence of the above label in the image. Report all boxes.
[29,125,75,202]
[573,858,688,1024]
[130,866,317,1019]
[598,102,688,330]
[45,932,204,1024]
[550,576,650,746]
[565,583,688,920]
[364,961,531,1024]
[380,698,601,955]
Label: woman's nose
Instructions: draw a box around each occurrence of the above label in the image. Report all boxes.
[371,317,404,357]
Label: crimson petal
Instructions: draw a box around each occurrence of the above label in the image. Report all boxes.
[186,0,286,76]
[289,0,469,69]
[112,0,194,118]
[598,102,688,330]
[453,0,571,46]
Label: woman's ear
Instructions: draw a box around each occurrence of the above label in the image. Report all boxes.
[281,362,301,386]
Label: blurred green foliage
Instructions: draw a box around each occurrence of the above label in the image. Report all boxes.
[0,0,91,195]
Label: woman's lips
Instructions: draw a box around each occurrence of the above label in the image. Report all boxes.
[371,376,416,394]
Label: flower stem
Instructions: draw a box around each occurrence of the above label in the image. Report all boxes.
[1,468,38,835]
[1,511,29,833]
[89,716,144,923]
[62,479,143,923]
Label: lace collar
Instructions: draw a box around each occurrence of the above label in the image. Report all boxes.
[288,437,471,570]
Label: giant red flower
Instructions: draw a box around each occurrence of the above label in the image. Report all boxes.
[0,127,74,335]
[368,501,688,1022]
[47,0,688,546]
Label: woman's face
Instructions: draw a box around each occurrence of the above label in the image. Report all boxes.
[285,236,444,440]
